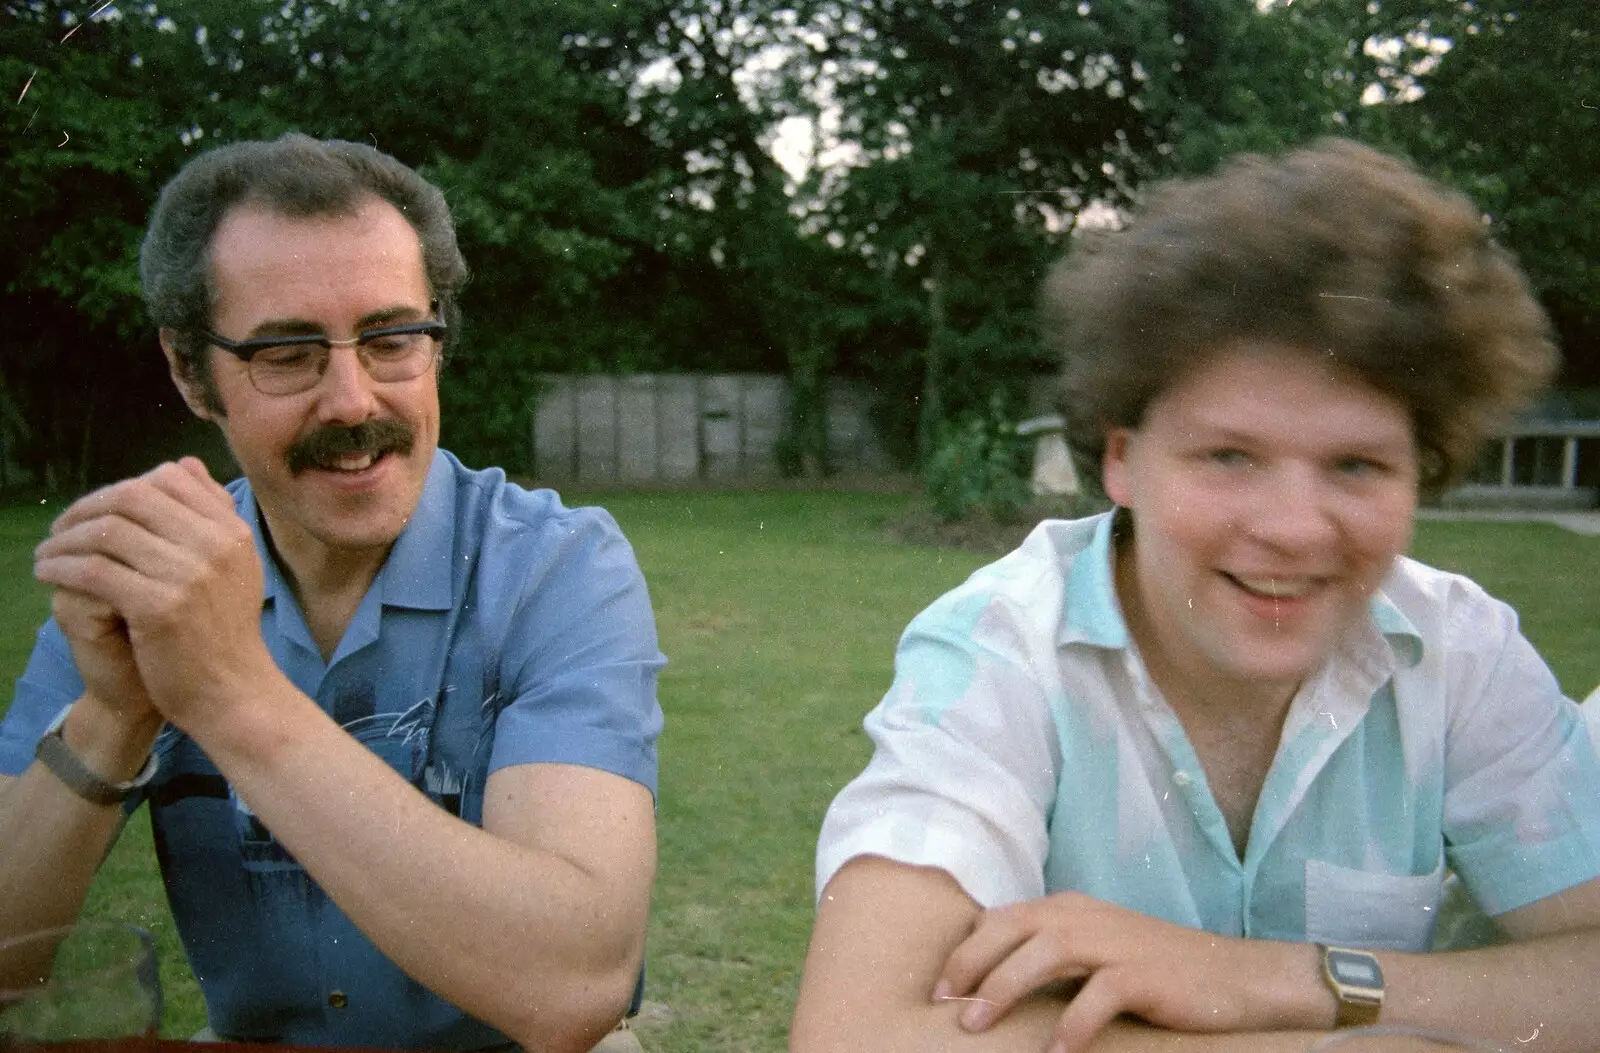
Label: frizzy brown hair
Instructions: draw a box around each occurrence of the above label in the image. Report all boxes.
[1041,138,1557,496]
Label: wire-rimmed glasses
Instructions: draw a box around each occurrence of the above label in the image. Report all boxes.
[204,303,447,396]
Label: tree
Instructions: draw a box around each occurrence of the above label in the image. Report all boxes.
[1374,0,1600,388]
[153,0,679,467]
[779,0,1191,458]
[2,0,678,478]
[2,1,206,490]
[1161,0,1385,173]
[567,0,855,473]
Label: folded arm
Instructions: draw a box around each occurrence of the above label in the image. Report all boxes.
[794,856,1600,1053]
[790,856,1330,1053]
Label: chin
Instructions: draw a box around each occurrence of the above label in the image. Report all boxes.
[1231,646,1329,686]
[314,515,409,553]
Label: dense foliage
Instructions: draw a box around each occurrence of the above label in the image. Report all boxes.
[923,396,1033,522]
[2,0,1595,491]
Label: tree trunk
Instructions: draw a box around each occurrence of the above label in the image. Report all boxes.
[75,395,94,495]
[789,347,832,479]
[918,246,949,463]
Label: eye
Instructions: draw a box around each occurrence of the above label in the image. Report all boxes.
[359,324,434,360]
[1207,448,1251,468]
[252,344,319,369]
[1334,456,1386,478]
[361,334,419,358]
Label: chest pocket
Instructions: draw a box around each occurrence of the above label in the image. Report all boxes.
[1304,857,1446,950]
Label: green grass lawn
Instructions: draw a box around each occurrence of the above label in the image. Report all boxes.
[3,492,1598,1050]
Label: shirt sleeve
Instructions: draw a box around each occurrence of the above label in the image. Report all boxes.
[815,585,1060,909]
[1440,581,1600,916]
[0,619,84,775]
[486,506,666,798]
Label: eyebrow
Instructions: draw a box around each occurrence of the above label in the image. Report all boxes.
[1189,424,1413,455]
[243,304,430,339]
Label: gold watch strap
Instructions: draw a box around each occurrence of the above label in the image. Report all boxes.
[1334,987,1382,1028]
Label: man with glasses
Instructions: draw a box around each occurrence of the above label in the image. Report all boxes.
[0,134,663,1053]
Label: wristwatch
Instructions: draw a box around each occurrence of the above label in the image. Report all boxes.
[1318,944,1384,1027]
[34,705,159,806]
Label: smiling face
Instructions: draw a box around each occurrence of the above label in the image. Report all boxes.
[1102,344,1420,711]
[162,197,440,580]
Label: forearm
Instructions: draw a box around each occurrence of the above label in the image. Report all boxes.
[794,980,1332,1053]
[186,678,644,1049]
[0,695,160,943]
[1053,929,1600,1051]
[796,976,1474,1053]
[793,859,1465,1053]
[1372,931,1600,1051]
[1115,927,1600,1052]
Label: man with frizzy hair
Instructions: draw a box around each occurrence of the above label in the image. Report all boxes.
[0,134,663,1053]
[792,140,1600,1052]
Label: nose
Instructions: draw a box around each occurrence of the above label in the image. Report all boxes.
[312,344,380,424]
[1243,464,1338,552]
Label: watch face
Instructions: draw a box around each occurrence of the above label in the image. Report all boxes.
[1328,948,1383,988]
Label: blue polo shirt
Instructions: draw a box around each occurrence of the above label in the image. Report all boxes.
[1,450,665,1048]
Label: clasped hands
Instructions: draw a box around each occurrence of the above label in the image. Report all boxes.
[933,891,1318,1053]
[34,457,272,738]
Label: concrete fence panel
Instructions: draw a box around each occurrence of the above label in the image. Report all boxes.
[698,374,744,480]
[532,378,577,481]
[657,376,700,482]
[575,378,618,481]
[529,373,894,484]
[617,376,659,484]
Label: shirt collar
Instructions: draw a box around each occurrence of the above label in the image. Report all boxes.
[1369,578,1425,670]
[1057,507,1426,671]
[232,449,457,614]
[1060,510,1131,649]
[369,449,456,612]
[234,483,284,610]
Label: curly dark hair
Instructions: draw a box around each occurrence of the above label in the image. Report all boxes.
[1041,138,1557,496]
[139,133,470,413]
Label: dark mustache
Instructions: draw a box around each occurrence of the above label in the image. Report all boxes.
[287,419,415,475]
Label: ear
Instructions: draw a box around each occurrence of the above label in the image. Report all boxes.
[1102,428,1135,507]
[160,329,216,421]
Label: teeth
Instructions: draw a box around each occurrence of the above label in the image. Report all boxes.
[1234,576,1312,598]
[329,452,377,472]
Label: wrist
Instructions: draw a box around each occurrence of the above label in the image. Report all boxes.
[37,701,161,806]
[174,662,306,766]
[150,645,279,742]
[63,693,164,782]
[1239,939,1341,1032]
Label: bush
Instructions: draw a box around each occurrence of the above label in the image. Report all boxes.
[924,400,1033,522]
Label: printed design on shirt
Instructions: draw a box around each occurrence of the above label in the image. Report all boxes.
[224,676,502,867]
[386,694,437,752]
[423,689,501,820]
[233,693,448,868]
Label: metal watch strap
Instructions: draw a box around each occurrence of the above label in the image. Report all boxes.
[34,721,159,806]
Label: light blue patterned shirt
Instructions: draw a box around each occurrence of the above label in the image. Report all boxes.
[817,512,1600,950]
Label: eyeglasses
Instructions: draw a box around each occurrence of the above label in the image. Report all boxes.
[204,306,447,396]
